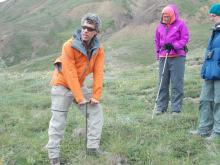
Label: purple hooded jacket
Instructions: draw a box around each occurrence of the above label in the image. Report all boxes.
[155,4,189,60]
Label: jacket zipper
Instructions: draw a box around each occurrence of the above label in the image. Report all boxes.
[79,58,90,81]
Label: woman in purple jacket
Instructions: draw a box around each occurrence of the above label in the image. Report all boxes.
[154,4,189,115]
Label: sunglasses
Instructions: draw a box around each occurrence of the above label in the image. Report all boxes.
[210,14,216,17]
[82,26,96,32]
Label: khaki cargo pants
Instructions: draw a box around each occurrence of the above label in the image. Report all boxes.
[46,86,104,159]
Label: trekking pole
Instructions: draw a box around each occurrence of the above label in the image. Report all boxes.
[85,101,89,156]
[152,52,169,119]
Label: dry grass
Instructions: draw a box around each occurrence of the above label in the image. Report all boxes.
[107,24,147,44]
[67,1,124,20]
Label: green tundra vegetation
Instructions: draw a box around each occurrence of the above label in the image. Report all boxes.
[1,0,220,164]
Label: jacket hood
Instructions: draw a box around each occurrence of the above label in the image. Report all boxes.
[167,4,179,20]
[72,29,100,58]
[161,4,180,24]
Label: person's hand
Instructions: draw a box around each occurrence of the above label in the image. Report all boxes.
[78,98,87,105]
[164,43,174,53]
[90,98,99,105]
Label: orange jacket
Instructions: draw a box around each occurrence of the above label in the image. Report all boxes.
[51,34,104,103]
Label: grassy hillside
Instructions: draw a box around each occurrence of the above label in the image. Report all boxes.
[2,46,220,165]
[0,0,216,66]
[0,0,125,66]
[1,0,220,165]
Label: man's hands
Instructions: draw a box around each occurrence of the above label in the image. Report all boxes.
[78,98,88,105]
[78,98,99,105]
[90,98,99,105]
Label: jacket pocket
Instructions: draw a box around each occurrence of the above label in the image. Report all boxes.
[201,60,220,80]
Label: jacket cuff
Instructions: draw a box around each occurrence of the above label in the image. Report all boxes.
[75,97,85,103]
[92,95,100,102]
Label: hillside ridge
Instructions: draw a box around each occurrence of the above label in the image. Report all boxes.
[0,0,217,66]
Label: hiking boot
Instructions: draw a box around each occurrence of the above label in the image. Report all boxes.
[171,111,180,116]
[87,148,107,157]
[205,132,220,141]
[189,130,210,138]
[49,157,60,165]
[155,110,163,115]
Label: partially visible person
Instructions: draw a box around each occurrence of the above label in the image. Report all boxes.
[46,13,106,165]
[190,3,220,141]
[154,4,189,116]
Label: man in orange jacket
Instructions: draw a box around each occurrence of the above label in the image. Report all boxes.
[46,13,105,165]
